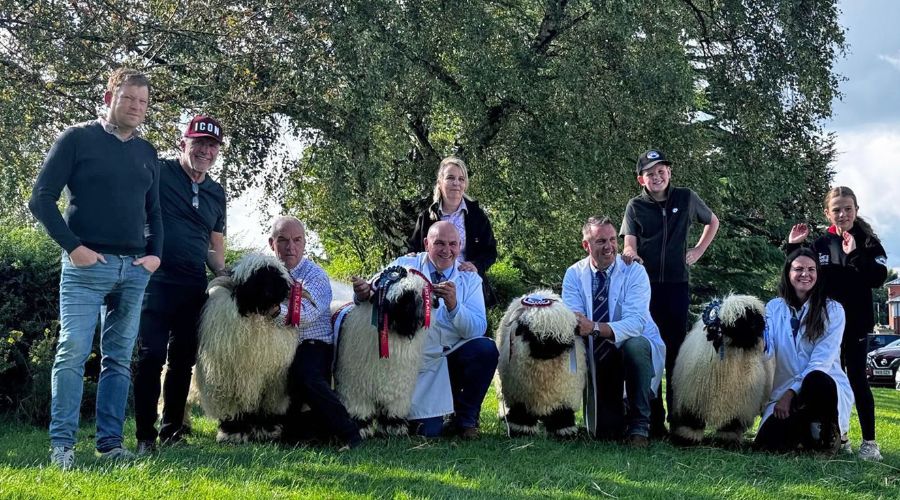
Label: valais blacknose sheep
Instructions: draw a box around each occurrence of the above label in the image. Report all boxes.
[333,266,433,438]
[195,253,308,443]
[496,291,585,437]
[671,294,773,446]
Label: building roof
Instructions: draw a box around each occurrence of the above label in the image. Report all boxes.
[887,277,900,287]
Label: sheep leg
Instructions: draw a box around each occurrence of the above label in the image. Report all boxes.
[543,407,579,439]
[714,418,749,448]
[354,417,376,439]
[217,416,252,444]
[506,403,539,437]
[250,413,283,442]
[378,415,409,437]
[670,410,706,446]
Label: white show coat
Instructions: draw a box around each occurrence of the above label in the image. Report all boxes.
[386,253,488,420]
[561,255,666,395]
[761,298,854,434]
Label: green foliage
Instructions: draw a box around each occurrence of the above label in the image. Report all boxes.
[0,0,846,299]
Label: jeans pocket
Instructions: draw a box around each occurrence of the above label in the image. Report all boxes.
[68,257,101,270]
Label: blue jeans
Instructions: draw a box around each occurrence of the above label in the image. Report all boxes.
[50,253,151,451]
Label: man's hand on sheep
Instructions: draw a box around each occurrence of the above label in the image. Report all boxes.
[774,389,795,419]
[351,276,372,302]
[457,261,478,273]
[432,281,457,311]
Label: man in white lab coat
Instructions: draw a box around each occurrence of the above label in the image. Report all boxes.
[352,222,497,438]
[562,216,665,446]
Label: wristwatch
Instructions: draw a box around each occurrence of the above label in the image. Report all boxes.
[592,321,602,338]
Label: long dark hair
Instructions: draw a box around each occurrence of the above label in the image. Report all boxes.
[824,186,880,247]
[778,248,829,342]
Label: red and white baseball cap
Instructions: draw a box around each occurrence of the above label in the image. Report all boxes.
[184,115,224,144]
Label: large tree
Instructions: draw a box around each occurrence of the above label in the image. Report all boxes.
[0,0,845,299]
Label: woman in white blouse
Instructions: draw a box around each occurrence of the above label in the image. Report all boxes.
[755,248,854,453]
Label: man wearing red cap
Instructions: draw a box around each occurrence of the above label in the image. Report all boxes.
[133,115,228,454]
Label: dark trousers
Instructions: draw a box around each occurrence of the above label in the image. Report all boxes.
[755,370,839,452]
[447,337,499,429]
[285,340,359,444]
[586,337,654,439]
[648,281,690,430]
[133,280,206,442]
[842,334,875,441]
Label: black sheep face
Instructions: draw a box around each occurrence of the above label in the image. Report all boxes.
[233,265,291,317]
[722,307,766,350]
[386,288,425,339]
[516,322,574,360]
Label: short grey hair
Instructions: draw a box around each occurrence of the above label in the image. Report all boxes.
[581,216,616,240]
[269,215,305,239]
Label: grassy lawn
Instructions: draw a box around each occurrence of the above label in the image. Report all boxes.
[1,388,898,499]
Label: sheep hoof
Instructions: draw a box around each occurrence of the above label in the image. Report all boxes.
[713,431,745,448]
[383,424,409,437]
[251,424,283,441]
[670,427,704,447]
[216,430,249,444]
[507,422,539,437]
[358,423,377,439]
[550,426,580,439]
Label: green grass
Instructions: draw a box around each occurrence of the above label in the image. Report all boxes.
[1,388,899,499]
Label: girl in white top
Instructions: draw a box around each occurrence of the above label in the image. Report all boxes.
[755,248,853,453]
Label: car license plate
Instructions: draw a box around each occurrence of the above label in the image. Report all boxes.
[874,369,892,376]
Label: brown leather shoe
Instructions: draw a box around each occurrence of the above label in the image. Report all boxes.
[458,427,479,440]
[626,434,649,448]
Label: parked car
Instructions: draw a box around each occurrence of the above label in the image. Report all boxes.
[867,333,900,354]
[866,339,900,387]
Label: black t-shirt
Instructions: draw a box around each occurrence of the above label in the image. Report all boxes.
[152,159,226,286]
[620,186,713,283]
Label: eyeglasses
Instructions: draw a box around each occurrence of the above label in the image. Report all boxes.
[191,182,199,209]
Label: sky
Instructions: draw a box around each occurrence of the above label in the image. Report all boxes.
[228,1,900,269]
[829,0,900,269]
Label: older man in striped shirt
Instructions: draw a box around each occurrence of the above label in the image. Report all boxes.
[270,216,360,450]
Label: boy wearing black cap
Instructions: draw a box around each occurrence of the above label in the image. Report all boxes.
[620,149,720,436]
[133,116,228,454]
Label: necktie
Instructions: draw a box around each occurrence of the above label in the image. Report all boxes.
[431,271,445,284]
[592,270,609,324]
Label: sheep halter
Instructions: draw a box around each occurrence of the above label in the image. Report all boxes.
[702,300,725,360]
[285,281,304,327]
[370,267,431,359]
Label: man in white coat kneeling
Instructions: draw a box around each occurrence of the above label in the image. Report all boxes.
[562,216,665,446]
[352,221,498,438]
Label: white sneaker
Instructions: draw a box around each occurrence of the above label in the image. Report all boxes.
[858,440,882,461]
[50,446,75,470]
[96,446,135,461]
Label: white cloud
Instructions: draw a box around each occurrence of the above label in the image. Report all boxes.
[832,125,900,267]
[877,52,900,71]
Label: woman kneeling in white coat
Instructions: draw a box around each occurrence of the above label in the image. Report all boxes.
[755,247,853,453]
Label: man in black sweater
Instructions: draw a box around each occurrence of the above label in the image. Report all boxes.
[133,116,228,454]
[29,68,162,469]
